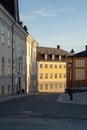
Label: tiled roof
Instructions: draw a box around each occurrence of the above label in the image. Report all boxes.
[37,46,70,56]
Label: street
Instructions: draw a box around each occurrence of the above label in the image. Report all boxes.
[0,93,87,130]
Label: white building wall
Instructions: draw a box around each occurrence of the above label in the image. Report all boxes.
[0,5,26,95]
[26,35,38,93]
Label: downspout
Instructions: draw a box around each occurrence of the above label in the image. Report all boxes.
[12,21,16,95]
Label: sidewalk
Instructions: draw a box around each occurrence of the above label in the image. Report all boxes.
[0,94,28,103]
[57,92,87,105]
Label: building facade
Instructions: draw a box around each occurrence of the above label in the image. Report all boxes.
[26,34,38,93]
[66,46,87,88]
[0,4,27,95]
[37,46,70,93]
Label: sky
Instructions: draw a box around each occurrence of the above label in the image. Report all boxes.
[19,0,87,53]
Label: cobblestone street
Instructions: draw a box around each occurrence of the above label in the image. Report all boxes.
[0,93,87,130]
[0,117,87,130]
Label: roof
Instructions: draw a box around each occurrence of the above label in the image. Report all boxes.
[74,50,87,57]
[37,46,70,56]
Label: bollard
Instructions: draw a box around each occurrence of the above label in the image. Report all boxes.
[70,90,73,101]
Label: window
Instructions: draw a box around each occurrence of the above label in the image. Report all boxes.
[64,73,66,78]
[45,84,48,89]
[40,84,43,90]
[49,54,52,59]
[76,69,85,80]
[55,83,58,89]
[18,38,20,52]
[50,73,53,78]
[64,65,66,68]
[45,73,48,79]
[33,51,36,61]
[59,65,62,68]
[8,59,11,75]
[55,73,57,78]
[45,64,48,68]
[75,60,85,67]
[59,83,62,88]
[42,54,44,58]
[1,26,5,44]
[2,57,5,75]
[40,73,43,79]
[8,31,11,47]
[50,64,53,68]
[23,64,25,74]
[40,64,43,68]
[2,86,4,94]
[59,73,62,78]
[55,65,57,68]
[50,84,53,89]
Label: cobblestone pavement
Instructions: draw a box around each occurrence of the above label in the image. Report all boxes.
[0,117,87,130]
[0,93,87,129]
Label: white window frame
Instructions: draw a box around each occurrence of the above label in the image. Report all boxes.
[1,26,5,44]
[2,57,5,75]
[8,58,11,75]
[7,30,11,47]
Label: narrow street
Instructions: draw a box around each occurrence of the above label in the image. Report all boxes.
[0,93,87,130]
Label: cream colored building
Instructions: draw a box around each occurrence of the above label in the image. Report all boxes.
[37,46,70,93]
[26,34,38,93]
[37,61,66,93]
[0,4,27,95]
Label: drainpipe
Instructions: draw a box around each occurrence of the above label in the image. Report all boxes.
[12,21,16,95]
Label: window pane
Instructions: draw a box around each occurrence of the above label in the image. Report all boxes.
[2,57,5,75]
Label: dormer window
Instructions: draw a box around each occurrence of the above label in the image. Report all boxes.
[49,54,52,60]
[42,54,44,58]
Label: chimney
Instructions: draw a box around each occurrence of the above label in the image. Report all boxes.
[24,26,28,32]
[70,49,74,56]
[85,45,87,51]
[57,45,61,49]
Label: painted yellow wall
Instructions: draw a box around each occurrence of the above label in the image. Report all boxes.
[37,61,66,93]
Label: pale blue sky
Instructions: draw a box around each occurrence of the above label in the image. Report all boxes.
[19,0,87,53]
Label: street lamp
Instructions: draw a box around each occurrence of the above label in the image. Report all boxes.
[70,49,74,88]
[69,49,74,100]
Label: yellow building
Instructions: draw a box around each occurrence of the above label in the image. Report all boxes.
[37,45,70,93]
